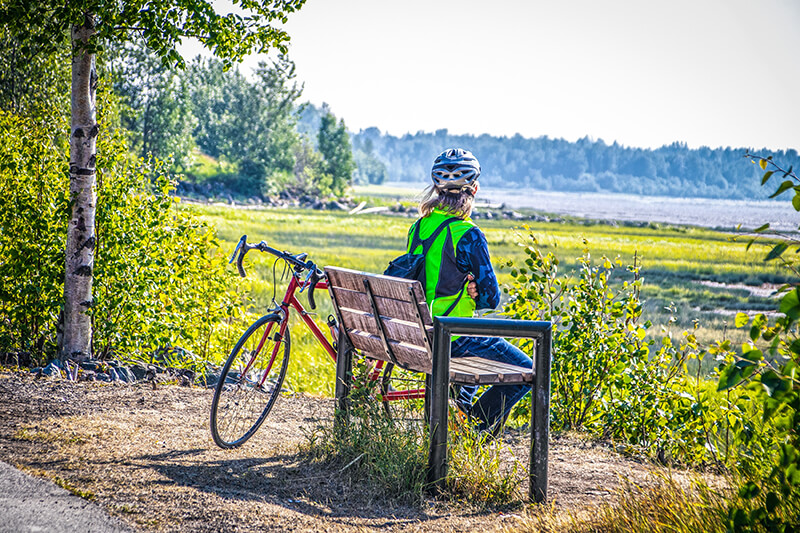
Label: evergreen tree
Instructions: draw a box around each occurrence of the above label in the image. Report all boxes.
[318,107,355,196]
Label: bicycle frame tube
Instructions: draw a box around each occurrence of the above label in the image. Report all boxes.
[239,319,277,382]
[280,270,422,402]
[383,389,426,401]
[282,275,337,360]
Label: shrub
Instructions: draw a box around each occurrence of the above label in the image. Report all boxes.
[715,155,800,532]
[0,111,69,364]
[91,129,238,365]
[0,109,237,368]
[501,233,740,466]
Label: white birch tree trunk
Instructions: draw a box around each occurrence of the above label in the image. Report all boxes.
[61,15,97,362]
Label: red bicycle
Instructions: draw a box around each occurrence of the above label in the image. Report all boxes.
[209,235,425,449]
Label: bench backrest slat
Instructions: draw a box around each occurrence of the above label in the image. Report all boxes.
[326,266,434,373]
[347,330,432,373]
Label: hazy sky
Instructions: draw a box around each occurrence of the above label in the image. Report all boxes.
[186,0,800,151]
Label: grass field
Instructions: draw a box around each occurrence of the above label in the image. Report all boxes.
[186,195,789,394]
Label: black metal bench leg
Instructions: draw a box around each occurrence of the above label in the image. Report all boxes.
[427,319,451,493]
[334,328,353,434]
[530,330,552,503]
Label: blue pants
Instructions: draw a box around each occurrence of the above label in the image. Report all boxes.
[451,336,533,433]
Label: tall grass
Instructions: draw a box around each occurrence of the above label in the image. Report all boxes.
[185,201,787,395]
[300,357,522,507]
[514,473,729,533]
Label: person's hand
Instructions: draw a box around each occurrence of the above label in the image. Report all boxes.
[467,274,478,300]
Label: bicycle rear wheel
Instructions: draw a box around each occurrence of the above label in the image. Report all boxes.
[210,313,290,448]
[380,362,428,427]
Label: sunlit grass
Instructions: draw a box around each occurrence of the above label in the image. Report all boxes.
[184,201,787,395]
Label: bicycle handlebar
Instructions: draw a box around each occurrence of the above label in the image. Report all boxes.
[229,235,325,309]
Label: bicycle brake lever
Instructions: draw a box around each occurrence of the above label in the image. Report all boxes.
[230,235,248,277]
[306,270,320,310]
[229,235,246,264]
[299,268,314,293]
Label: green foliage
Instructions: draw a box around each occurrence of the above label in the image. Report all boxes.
[0,26,70,118]
[0,0,305,69]
[715,156,800,532]
[91,130,238,363]
[446,424,521,507]
[0,111,69,363]
[501,234,754,466]
[352,137,388,185]
[318,108,356,196]
[0,110,237,366]
[105,36,196,170]
[186,55,319,196]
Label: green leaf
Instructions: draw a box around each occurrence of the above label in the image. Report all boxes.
[779,289,800,319]
[787,464,800,486]
[793,191,800,212]
[789,338,800,356]
[735,312,749,328]
[770,180,794,198]
[760,371,785,397]
[761,170,774,185]
[752,223,770,233]
[718,363,745,391]
[765,242,789,262]
[742,347,763,362]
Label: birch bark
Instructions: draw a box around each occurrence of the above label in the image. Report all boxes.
[61,15,97,362]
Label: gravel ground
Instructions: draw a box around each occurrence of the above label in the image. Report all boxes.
[0,370,681,532]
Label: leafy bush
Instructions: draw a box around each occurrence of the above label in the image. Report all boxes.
[0,111,69,364]
[501,234,744,466]
[0,109,237,368]
[715,155,800,532]
[91,129,238,365]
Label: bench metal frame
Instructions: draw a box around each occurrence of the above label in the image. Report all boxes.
[430,316,551,502]
[327,267,552,502]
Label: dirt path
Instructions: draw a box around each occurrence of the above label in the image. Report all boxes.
[0,371,674,532]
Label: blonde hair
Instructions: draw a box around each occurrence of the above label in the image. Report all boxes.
[418,185,476,219]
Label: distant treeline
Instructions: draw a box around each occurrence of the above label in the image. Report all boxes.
[345,126,799,200]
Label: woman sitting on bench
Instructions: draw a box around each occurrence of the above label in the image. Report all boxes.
[408,148,533,435]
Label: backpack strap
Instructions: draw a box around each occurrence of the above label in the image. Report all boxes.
[411,216,467,316]
[408,216,460,255]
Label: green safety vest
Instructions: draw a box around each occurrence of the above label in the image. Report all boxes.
[408,208,476,318]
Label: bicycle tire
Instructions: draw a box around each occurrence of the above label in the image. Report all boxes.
[380,362,427,427]
[210,313,290,448]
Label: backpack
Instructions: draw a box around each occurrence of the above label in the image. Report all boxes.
[384,217,463,313]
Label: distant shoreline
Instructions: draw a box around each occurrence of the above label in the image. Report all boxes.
[376,182,797,232]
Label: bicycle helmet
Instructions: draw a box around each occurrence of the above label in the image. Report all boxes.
[431,148,481,190]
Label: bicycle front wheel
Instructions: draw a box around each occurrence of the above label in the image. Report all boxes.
[210,313,291,448]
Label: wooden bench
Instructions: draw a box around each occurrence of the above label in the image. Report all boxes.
[325,266,552,502]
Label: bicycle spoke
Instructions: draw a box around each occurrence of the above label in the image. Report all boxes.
[210,314,290,448]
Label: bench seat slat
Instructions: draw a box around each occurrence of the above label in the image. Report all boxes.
[450,356,534,385]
